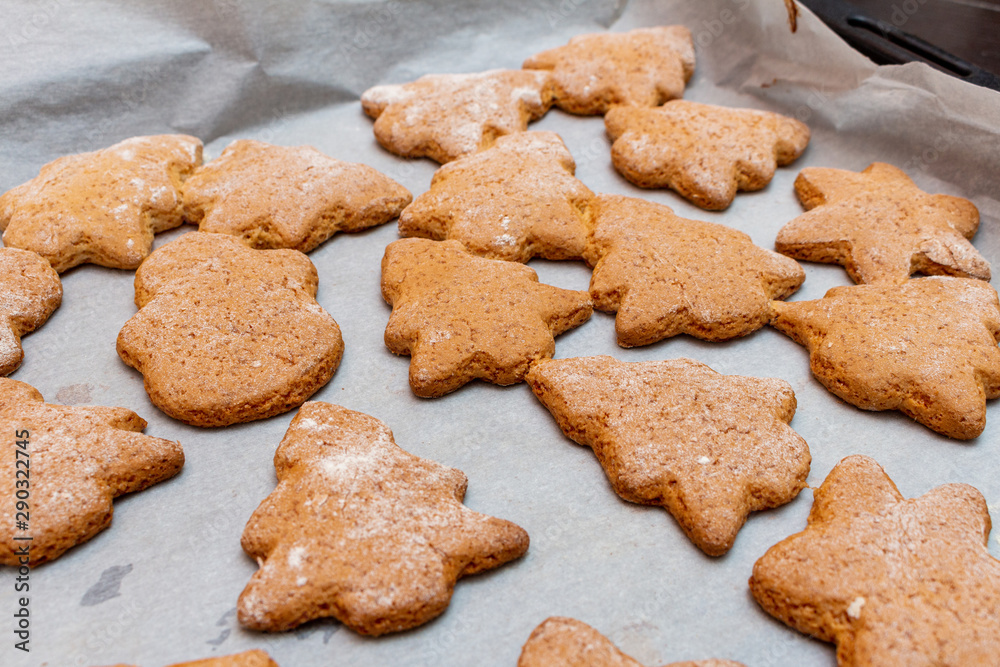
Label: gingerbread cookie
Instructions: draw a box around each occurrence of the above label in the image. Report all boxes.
[527,356,809,555]
[585,194,804,347]
[0,248,62,375]
[99,649,279,667]
[0,377,184,566]
[522,26,695,115]
[381,238,593,397]
[519,617,747,667]
[238,402,529,635]
[398,132,593,262]
[361,69,556,163]
[182,139,412,252]
[0,135,202,272]
[605,101,810,210]
[775,162,990,284]
[116,232,343,427]
[770,277,1000,439]
[750,455,1000,666]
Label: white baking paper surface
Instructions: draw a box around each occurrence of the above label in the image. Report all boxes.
[1,1,999,665]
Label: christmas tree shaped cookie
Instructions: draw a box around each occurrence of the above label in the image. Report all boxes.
[0,135,202,272]
[605,101,809,210]
[182,140,411,252]
[398,132,593,262]
[238,402,529,635]
[0,378,184,566]
[527,356,810,556]
[585,194,804,346]
[361,69,556,163]
[523,25,695,115]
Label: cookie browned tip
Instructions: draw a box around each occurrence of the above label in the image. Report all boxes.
[0,247,62,375]
[0,135,203,272]
[523,25,696,115]
[361,69,556,163]
[237,402,528,635]
[182,139,411,252]
[750,454,1000,665]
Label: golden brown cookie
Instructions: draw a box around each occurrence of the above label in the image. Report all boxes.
[526,356,810,556]
[361,69,556,163]
[398,132,593,262]
[519,617,747,667]
[182,139,412,252]
[96,649,279,667]
[0,135,203,272]
[605,101,810,210]
[238,402,529,635]
[770,277,1000,439]
[0,248,62,375]
[381,238,593,397]
[750,454,1000,666]
[116,232,343,427]
[0,377,184,566]
[584,194,804,347]
[775,162,989,284]
[522,26,695,115]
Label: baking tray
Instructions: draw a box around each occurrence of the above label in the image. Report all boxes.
[2,1,999,665]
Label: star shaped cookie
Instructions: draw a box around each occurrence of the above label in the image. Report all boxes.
[0,248,62,376]
[519,617,747,667]
[381,238,593,397]
[605,101,810,210]
[750,455,1000,666]
[585,194,804,347]
[238,402,529,635]
[522,26,695,115]
[526,356,810,556]
[775,162,990,284]
[0,378,184,566]
[769,277,1000,439]
[361,69,556,163]
[398,132,593,262]
[182,139,412,252]
[117,232,344,427]
[0,135,203,272]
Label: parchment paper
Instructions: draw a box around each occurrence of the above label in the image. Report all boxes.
[2,1,999,665]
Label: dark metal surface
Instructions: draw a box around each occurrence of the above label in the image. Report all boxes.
[800,0,1000,91]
